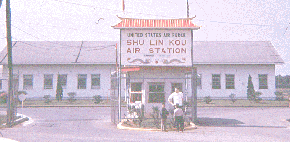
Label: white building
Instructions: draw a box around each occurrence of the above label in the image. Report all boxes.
[0,41,117,99]
[0,28,284,109]
[111,17,284,113]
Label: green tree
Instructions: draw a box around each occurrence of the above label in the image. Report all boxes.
[56,75,63,101]
[247,75,255,100]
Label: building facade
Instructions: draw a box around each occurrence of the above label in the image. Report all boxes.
[112,17,284,113]
[0,20,284,116]
[0,41,117,99]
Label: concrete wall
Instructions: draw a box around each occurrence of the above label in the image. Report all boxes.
[1,64,115,99]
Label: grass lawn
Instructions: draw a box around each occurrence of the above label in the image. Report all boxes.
[197,99,289,107]
[0,98,288,107]
[0,99,115,107]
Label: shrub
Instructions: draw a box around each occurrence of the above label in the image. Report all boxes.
[67,92,76,103]
[56,75,63,102]
[0,92,7,104]
[274,91,284,101]
[136,104,145,127]
[247,75,255,101]
[93,95,102,104]
[204,96,212,104]
[229,93,237,103]
[168,108,175,128]
[43,95,51,104]
[151,106,160,128]
[254,91,262,103]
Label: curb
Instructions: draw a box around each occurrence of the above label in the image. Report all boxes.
[0,105,127,108]
[0,137,19,142]
[117,121,197,132]
[0,112,29,128]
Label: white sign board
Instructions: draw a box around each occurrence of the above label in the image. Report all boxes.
[121,29,192,66]
[18,94,26,102]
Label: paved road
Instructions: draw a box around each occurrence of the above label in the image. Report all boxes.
[0,107,289,142]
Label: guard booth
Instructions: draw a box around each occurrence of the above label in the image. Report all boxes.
[112,17,200,121]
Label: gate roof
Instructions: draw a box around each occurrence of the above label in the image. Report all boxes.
[112,17,200,29]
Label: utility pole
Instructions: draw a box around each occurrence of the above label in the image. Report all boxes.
[187,0,189,18]
[191,29,197,123]
[6,0,14,127]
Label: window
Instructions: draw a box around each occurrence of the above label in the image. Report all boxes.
[226,74,235,89]
[0,80,2,90]
[78,74,87,89]
[212,74,221,89]
[13,75,19,90]
[259,74,268,89]
[185,73,202,89]
[197,74,202,89]
[148,82,165,103]
[91,74,100,89]
[23,74,33,90]
[57,74,67,89]
[130,83,142,103]
[44,74,53,89]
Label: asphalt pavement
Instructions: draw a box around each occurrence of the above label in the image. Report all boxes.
[0,107,289,142]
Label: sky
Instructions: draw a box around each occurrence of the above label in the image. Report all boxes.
[0,0,289,75]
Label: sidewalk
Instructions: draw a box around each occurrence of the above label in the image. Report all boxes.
[0,111,22,142]
[0,111,29,126]
[0,137,19,142]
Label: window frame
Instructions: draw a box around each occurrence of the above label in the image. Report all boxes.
[225,74,235,89]
[58,74,67,89]
[91,74,101,89]
[212,74,221,89]
[259,74,268,89]
[197,74,202,89]
[78,74,87,89]
[44,74,53,89]
[148,82,165,103]
[23,74,33,90]
[130,82,142,103]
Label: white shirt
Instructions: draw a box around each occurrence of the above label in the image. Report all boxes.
[168,92,183,106]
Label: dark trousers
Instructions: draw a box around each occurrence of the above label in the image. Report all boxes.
[161,118,167,131]
[175,116,184,131]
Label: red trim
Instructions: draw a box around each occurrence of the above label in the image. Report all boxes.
[113,17,200,29]
[121,67,140,72]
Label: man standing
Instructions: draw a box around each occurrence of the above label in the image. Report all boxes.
[168,88,183,107]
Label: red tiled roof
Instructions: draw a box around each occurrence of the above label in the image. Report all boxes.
[112,17,200,29]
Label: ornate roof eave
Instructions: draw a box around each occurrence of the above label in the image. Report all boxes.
[112,16,200,29]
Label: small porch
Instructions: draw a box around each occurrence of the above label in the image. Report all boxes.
[124,66,192,116]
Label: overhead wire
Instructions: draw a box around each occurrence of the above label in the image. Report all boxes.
[2,0,287,46]
[52,0,275,27]
[10,23,118,49]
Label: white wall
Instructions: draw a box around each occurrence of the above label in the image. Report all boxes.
[1,64,115,99]
[193,64,276,98]
[127,64,276,114]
